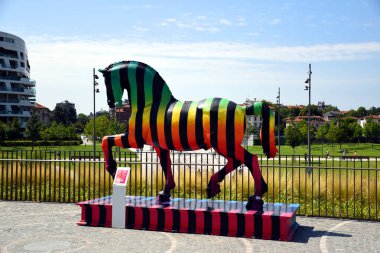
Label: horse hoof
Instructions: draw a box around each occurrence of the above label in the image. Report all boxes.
[206,181,221,198]
[157,191,171,203]
[107,159,117,179]
[246,195,264,212]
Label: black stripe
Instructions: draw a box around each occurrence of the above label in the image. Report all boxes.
[236,212,245,237]
[210,98,221,151]
[254,212,263,238]
[220,212,229,236]
[121,134,130,148]
[104,72,115,108]
[179,102,191,150]
[157,208,165,231]
[142,207,150,229]
[204,211,212,234]
[85,204,92,226]
[226,102,236,157]
[271,214,280,240]
[188,210,196,233]
[126,206,135,228]
[98,205,106,227]
[195,100,205,149]
[119,65,131,103]
[262,105,270,155]
[150,73,161,146]
[134,63,146,147]
[164,101,176,150]
[172,209,180,232]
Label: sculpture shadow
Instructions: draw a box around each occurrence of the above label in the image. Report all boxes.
[292,225,352,243]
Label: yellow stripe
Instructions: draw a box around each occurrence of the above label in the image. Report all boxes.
[171,101,183,150]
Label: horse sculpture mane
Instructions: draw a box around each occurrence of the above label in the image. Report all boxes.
[99,61,277,211]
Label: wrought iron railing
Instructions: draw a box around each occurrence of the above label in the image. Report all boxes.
[0,150,379,221]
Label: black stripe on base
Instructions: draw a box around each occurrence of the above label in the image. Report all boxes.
[220,212,229,236]
[85,204,92,226]
[204,211,212,234]
[172,209,180,232]
[254,212,263,238]
[142,207,150,229]
[271,215,280,240]
[188,210,196,233]
[236,212,245,237]
[126,206,135,228]
[157,208,165,231]
[98,205,106,227]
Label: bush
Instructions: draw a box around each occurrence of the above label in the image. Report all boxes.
[1,140,82,147]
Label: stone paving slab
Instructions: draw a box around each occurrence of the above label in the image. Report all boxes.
[0,201,379,253]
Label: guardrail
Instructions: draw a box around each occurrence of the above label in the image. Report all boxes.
[0,150,379,221]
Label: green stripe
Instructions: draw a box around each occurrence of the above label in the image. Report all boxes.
[110,67,123,108]
[254,102,262,116]
[144,67,154,105]
[128,62,139,111]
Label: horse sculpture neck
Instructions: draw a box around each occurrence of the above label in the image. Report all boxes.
[101,61,176,109]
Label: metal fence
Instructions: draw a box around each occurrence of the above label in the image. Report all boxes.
[0,150,379,221]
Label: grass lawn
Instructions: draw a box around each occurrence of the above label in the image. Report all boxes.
[247,142,380,157]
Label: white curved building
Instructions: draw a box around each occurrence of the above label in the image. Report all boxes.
[0,31,36,129]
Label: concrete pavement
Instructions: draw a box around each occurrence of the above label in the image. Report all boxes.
[0,201,379,253]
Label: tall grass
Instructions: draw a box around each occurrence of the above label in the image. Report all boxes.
[1,151,379,220]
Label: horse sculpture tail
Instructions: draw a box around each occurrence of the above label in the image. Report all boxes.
[245,102,278,158]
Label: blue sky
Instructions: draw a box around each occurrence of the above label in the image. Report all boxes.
[1,0,380,114]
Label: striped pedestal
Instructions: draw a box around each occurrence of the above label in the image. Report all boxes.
[77,196,300,241]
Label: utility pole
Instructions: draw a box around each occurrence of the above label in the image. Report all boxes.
[304,64,312,172]
[93,68,99,161]
[277,87,281,163]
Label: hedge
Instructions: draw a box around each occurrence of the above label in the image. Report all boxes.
[1,140,82,147]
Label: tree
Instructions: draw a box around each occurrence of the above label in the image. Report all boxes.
[4,118,21,140]
[75,113,89,133]
[326,123,343,150]
[84,115,112,140]
[52,104,77,126]
[0,121,5,144]
[299,105,322,117]
[356,106,368,117]
[297,121,310,144]
[24,114,43,149]
[363,119,380,148]
[284,124,301,158]
[316,124,329,154]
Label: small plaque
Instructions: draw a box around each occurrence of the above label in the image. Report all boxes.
[113,167,130,186]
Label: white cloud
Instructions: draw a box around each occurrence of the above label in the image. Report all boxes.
[270,18,282,25]
[25,36,380,113]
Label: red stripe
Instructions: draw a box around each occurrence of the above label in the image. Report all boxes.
[228,209,239,237]
[77,204,87,226]
[244,210,256,238]
[262,211,274,240]
[280,212,295,241]
[149,205,160,230]
[195,209,206,234]
[164,207,174,232]
[105,205,112,227]
[179,209,189,233]
[211,209,222,235]
[91,205,100,226]
[134,207,143,229]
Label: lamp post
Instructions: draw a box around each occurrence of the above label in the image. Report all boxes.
[304,64,312,172]
[276,87,281,163]
[93,68,99,161]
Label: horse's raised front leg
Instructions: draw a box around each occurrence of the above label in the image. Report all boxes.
[207,157,241,198]
[154,147,176,202]
[101,133,130,178]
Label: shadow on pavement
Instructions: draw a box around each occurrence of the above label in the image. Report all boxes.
[291,225,352,243]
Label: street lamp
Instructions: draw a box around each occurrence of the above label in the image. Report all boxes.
[276,87,281,163]
[93,68,99,161]
[304,64,312,172]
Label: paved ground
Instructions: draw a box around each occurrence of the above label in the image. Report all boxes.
[0,201,379,253]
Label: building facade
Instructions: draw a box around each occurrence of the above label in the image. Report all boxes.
[0,31,36,128]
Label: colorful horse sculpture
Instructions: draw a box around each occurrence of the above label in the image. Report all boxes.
[99,61,277,211]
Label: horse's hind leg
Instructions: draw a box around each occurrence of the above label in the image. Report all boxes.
[207,157,241,198]
[101,133,130,178]
[235,146,268,211]
[154,147,176,202]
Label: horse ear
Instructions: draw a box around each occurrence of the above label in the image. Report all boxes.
[98,69,106,74]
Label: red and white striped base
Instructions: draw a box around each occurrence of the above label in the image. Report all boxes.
[77,196,299,241]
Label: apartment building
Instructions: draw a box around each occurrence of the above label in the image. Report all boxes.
[0,31,36,129]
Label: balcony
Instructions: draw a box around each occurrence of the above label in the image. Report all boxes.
[19,78,35,86]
